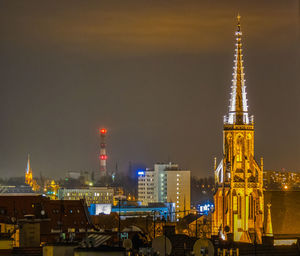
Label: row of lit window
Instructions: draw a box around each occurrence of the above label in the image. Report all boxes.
[66,192,112,197]
[52,208,81,214]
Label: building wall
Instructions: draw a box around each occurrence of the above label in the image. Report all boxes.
[43,245,77,256]
[0,195,93,243]
[166,170,191,219]
[138,170,155,205]
[19,222,40,247]
[58,187,114,206]
[264,191,300,235]
[154,163,178,202]
[74,250,124,256]
[213,125,264,243]
[138,163,191,220]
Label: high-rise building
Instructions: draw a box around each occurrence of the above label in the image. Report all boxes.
[213,15,264,243]
[137,168,155,206]
[138,162,190,219]
[165,166,191,219]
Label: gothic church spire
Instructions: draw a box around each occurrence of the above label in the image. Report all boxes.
[225,14,252,125]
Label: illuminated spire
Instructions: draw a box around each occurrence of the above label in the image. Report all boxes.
[225,14,253,125]
[26,154,31,174]
[265,203,273,236]
[25,154,33,187]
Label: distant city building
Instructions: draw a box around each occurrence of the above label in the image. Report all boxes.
[58,187,114,206]
[264,169,300,190]
[0,185,34,194]
[138,162,190,219]
[137,168,155,205]
[66,171,81,180]
[191,176,214,206]
[44,180,60,200]
[66,170,93,186]
[88,202,176,221]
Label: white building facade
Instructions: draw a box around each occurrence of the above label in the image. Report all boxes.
[138,163,190,219]
[137,169,155,205]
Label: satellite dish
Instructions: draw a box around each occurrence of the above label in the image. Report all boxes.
[193,238,214,256]
[152,235,172,255]
[123,239,133,250]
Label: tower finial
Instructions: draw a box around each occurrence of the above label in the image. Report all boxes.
[27,154,31,173]
[237,13,241,23]
[237,13,241,32]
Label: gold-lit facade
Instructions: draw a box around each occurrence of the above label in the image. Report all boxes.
[213,16,264,243]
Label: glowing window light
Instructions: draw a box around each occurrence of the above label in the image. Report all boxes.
[137,170,145,176]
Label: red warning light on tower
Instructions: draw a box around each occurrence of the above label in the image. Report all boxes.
[100,155,108,160]
[100,128,107,134]
[98,127,108,178]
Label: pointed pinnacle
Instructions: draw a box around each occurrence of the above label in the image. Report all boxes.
[237,13,241,23]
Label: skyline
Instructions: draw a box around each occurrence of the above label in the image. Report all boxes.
[0,0,299,178]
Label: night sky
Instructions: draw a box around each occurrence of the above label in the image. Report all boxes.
[0,0,299,178]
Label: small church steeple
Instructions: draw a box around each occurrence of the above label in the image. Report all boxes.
[225,14,253,125]
[25,154,40,191]
[265,203,273,237]
[26,154,31,174]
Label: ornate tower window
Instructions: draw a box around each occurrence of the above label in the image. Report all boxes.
[249,194,254,219]
[236,136,243,162]
[237,194,242,219]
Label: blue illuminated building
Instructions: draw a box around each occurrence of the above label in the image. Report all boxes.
[196,202,214,215]
[89,202,176,221]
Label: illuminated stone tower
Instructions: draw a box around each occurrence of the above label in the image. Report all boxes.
[213,15,264,243]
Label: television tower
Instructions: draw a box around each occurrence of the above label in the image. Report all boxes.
[99,128,108,176]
